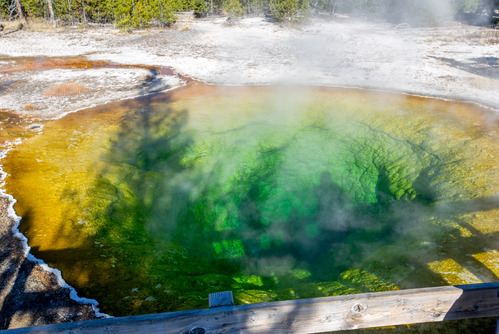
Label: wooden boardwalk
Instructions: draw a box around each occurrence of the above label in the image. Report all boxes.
[4,282,499,333]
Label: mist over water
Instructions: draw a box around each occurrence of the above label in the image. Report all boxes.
[335,0,464,25]
[91,98,422,276]
[3,85,498,317]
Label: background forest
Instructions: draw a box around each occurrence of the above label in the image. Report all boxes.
[0,0,498,29]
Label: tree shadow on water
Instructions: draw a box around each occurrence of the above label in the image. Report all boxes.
[79,105,226,315]
[370,160,499,285]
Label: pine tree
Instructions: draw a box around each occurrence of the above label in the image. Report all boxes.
[192,0,207,17]
[152,0,181,26]
[224,0,244,20]
[269,0,300,21]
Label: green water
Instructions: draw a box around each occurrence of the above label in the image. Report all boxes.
[5,85,498,318]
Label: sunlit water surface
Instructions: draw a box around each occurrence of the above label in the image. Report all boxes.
[3,83,498,318]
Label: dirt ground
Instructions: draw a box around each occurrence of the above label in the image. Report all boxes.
[0,14,498,330]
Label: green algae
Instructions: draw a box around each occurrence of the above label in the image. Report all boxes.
[3,84,498,318]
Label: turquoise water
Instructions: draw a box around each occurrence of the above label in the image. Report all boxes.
[83,89,441,311]
[5,85,498,319]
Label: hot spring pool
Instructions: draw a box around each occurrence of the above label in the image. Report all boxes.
[3,83,498,316]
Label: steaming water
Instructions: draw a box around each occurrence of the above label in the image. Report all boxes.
[3,83,498,316]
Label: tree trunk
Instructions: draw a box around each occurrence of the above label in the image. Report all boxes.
[13,0,27,24]
[67,0,74,25]
[46,0,56,28]
[331,0,336,16]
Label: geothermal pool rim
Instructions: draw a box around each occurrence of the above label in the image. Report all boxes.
[4,282,499,333]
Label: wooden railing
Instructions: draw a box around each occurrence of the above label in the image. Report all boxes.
[5,282,499,333]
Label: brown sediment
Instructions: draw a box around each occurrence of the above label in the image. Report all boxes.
[0,110,43,149]
[0,56,193,83]
[0,56,191,120]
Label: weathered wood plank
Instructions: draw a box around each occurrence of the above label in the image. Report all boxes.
[5,282,499,334]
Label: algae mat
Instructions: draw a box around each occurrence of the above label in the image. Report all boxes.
[3,83,498,317]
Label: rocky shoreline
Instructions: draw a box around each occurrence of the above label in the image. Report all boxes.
[0,195,104,329]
